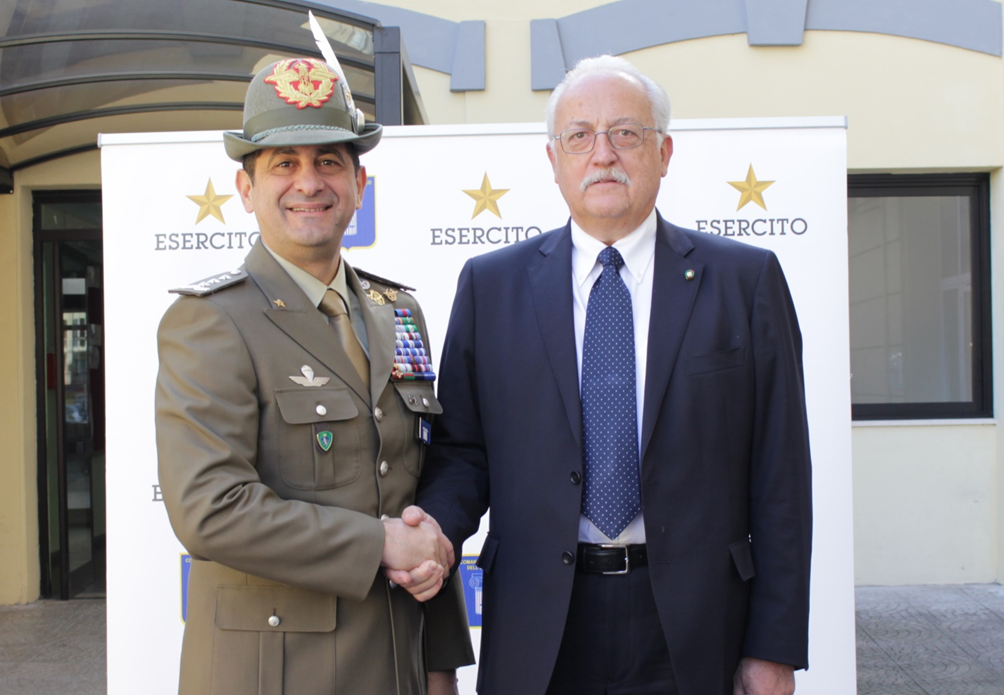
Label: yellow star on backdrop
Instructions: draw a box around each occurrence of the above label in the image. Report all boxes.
[463,173,509,219]
[187,179,233,224]
[728,165,775,211]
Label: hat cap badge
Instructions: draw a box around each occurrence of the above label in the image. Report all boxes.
[264,59,338,110]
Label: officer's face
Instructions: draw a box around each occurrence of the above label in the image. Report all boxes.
[236,143,365,268]
[547,72,672,243]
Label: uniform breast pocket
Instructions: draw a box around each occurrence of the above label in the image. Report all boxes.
[389,383,443,477]
[275,387,361,490]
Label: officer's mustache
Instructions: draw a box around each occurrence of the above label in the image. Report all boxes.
[580,168,631,191]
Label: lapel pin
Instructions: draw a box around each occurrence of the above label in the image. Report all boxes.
[684,269,695,281]
[367,289,386,305]
[383,288,398,302]
[359,279,371,290]
[273,299,286,308]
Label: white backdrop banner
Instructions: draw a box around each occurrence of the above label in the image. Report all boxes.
[101,118,854,695]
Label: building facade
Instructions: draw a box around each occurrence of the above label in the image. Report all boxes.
[1,0,1002,604]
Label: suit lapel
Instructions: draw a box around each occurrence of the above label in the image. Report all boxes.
[640,218,702,461]
[246,243,370,404]
[527,225,582,447]
[345,263,395,405]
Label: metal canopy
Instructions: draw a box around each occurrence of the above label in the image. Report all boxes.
[0,0,425,190]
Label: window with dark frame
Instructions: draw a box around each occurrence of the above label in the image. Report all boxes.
[848,173,991,420]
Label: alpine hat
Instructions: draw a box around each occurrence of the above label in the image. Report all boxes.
[223,57,382,161]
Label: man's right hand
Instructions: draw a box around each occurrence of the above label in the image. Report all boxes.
[381,506,454,601]
[381,512,451,570]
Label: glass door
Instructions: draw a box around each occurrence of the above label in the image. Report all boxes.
[34,192,105,599]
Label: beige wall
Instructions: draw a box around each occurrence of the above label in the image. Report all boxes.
[410,27,1004,172]
[852,424,998,584]
[0,184,38,605]
[0,151,101,604]
[993,169,1004,583]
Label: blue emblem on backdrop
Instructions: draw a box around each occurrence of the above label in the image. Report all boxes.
[458,556,483,627]
[343,177,376,249]
[181,554,191,622]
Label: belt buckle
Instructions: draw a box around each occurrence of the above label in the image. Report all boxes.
[598,543,630,575]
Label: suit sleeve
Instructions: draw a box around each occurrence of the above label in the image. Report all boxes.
[417,259,491,557]
[742,251,813,669]
[424,574,476,670]
[155,295,385,601]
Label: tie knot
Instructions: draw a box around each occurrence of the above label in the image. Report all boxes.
[319,289,348,318]
[598,246,625,271]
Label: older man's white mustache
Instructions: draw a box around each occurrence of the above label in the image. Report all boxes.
[580,168,631,191]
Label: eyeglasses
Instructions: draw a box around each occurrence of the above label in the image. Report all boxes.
[553,123,661,154]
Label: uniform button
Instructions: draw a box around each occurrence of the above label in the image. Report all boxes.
[380,514,390,521]
[268,615,280,627]
[379,461,390,477]
[570,471,581,485]
[374,407,384,422]
[422,397,430,408]
[562,551,575,565]
[315,404,327,416]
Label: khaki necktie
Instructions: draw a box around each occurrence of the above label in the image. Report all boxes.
[319,289,370,389]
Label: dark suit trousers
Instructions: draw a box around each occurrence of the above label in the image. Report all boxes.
[545,565,679,695]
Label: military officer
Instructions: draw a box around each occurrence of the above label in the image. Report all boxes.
[155,57,473,695]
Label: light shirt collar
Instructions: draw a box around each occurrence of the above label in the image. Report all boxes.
[261,242,350,311]
[570,208,658,289]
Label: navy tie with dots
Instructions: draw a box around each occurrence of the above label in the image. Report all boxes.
[581,246,641,539]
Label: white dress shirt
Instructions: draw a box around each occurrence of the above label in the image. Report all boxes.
[571,209,657,545]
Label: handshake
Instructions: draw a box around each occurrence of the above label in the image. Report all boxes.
[380,506,454,602]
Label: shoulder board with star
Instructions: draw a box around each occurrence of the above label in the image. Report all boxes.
[354,268,416,293]
[169,268,247,296]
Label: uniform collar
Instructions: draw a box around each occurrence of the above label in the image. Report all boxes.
[261,242,351,311]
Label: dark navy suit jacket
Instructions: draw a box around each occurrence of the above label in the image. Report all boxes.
[418,214,812,695]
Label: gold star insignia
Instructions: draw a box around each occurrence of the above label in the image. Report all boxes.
[187,179,233,224]
[728,165,775,211]
[273,299,285,308]
[463,173,509,219]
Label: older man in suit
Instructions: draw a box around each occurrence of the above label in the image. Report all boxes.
[400,55,812,695]
[156,57,473,695]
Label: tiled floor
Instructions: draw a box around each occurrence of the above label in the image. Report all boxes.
[856,584,1004,695]
[0,599,105,695]
[1,585,1003,694]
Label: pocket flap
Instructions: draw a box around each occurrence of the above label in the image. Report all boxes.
[729,539,756,582]
[215,586,336,632]
[275,387,358,424]
[393,383,444,415]
[685,346,745,375]
[476,533,500,575]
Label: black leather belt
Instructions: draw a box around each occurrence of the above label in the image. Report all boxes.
[577,543,647,574]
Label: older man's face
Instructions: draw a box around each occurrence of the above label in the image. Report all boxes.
[547,72,672,243]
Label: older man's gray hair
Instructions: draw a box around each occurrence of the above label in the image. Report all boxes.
[545,55,672,141]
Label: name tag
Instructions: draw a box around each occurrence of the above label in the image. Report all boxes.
[416,417,432,445]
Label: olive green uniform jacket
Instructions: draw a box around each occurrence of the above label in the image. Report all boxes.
[155,241,473,695]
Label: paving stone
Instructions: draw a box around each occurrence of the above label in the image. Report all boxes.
[2,586,1003,694]
[857,584,1004,695]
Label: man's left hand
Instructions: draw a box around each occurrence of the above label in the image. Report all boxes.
[733,657,795,695]
[428,669,459,695]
